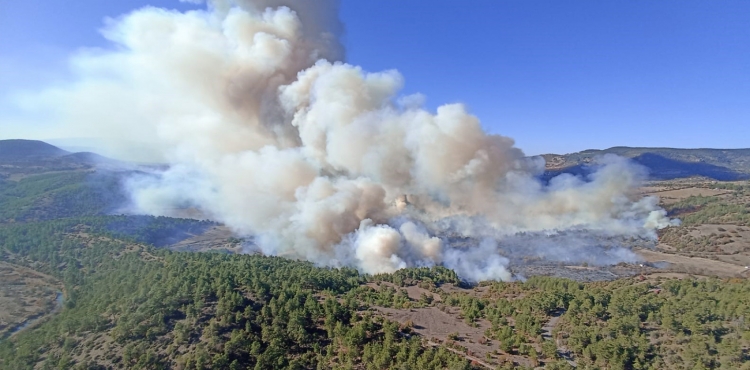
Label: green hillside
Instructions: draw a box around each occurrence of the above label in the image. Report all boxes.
[1,141,750,369]
[2,217,750,369]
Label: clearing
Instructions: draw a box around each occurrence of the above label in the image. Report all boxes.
[0,261,63,338]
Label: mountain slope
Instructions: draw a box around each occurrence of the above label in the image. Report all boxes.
[543,147,750,180]
[0,140,69,159]
[0,140,123,179]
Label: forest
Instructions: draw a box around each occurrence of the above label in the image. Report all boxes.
[1,213,749,369]
[1,161,749,369]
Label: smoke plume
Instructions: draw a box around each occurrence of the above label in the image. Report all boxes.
[8,0,677,281]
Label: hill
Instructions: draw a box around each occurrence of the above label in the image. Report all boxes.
[2,215,749,369]
[0,140,69,159]
[2,139,750,369]
[0,140,122,179]
[543,147,750,180]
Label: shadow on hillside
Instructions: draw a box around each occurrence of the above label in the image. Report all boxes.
[633,153,749,180]
[542,153,749,181]
[105,216,216,247]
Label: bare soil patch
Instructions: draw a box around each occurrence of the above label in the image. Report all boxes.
[374,305,534,368]
[638,186,670,194]
[439,283,492,299]
[404,285,442,302]
[0,261,62,338]
[376,306,484,341]
[636,247,747,277]
[714,254,750,267]
[644,187,730,205]
[660,224,750,254]
[168,226,242,253]
[639,272,710,282]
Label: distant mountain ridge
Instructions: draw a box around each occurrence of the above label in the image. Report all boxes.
[0,139,69,158]
[0,139,122,178]
[542,147,750,181]
[3,140,750,181]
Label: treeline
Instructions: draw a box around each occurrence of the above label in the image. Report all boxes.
[0,171,126,222]
[103,215,216,247]
[558,278,750,369]
[360,271,750,369]
[3,215,750,369]
[667,194,750,226]
[710,181,750,194]
[0,215,217,273]
[3,172,750,369]
[0,218,479,370]
[426,276,750,369]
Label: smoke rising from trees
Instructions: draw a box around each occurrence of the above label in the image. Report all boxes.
[7,0,677,280]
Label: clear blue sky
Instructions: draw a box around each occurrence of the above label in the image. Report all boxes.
[1,0,748,155]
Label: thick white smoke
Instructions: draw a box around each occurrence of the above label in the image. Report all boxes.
[7,0,677,281]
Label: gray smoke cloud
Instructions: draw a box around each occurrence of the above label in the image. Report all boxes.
[5,0,678,281]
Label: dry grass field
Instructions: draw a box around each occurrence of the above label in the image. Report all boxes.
[637,178,750,277]
[0,262,62,338]
[168,225,245,253]
[643,187,730,205]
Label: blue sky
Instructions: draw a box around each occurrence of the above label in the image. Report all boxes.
[1,0,748,155]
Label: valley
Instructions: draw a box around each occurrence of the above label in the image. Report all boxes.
[1,140,750,369]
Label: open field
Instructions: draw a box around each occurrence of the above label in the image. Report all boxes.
[366,280,544,368]
[636,247,749,277]
[630,178,750,279]
[0,262,62,338]
[167,225,244,253]
[643,187,730,204]
[375,306,537,368]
